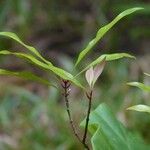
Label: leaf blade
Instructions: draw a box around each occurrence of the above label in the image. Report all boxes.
[127,105,150,113]
[75,7,143,66]
[0,69,57,88]
[85,67,94,87]
[0,32,52,65]
[144,72,150,77]
[0,50,84,89]
[127,82,150,92]
[81,103,149,150]
[0,50,51,70]
[75,53,134,77]
[92,58,106,86]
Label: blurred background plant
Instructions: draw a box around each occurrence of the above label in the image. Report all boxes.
[0,0,149,149]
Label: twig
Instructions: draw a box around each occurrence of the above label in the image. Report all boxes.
[61,79,90,149]
[82,90,93,146]
[61,80,82,144]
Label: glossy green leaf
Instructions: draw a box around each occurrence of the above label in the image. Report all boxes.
[75,7,143,67]
[127,82,150,92]
[127,105,150,113]
[0,32,52,65]
[0,69,57,88]
[81,103,149,150]
[76,53,134,77]
[0,50,84,89]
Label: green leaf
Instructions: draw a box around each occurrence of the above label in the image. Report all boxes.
[144,72,150,77]
[0,50,84,89]
[81,103,149,150]
[51,66,85,89]
[76,53,134,77]
[0,32,52,65]
[127,82,150,92]
[0,69,57,88]
[0,50,51,70]
[75,7,143,67]
[127,105,150,113]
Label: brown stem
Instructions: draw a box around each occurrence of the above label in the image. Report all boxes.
[61,80,90,149]
[82,90,93,146]
[61,80,83,145]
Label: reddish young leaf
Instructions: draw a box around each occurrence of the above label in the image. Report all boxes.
[92,58,106,86]
[85,67,94,87]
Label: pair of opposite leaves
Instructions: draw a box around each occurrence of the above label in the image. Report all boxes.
[85,58,106,88]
